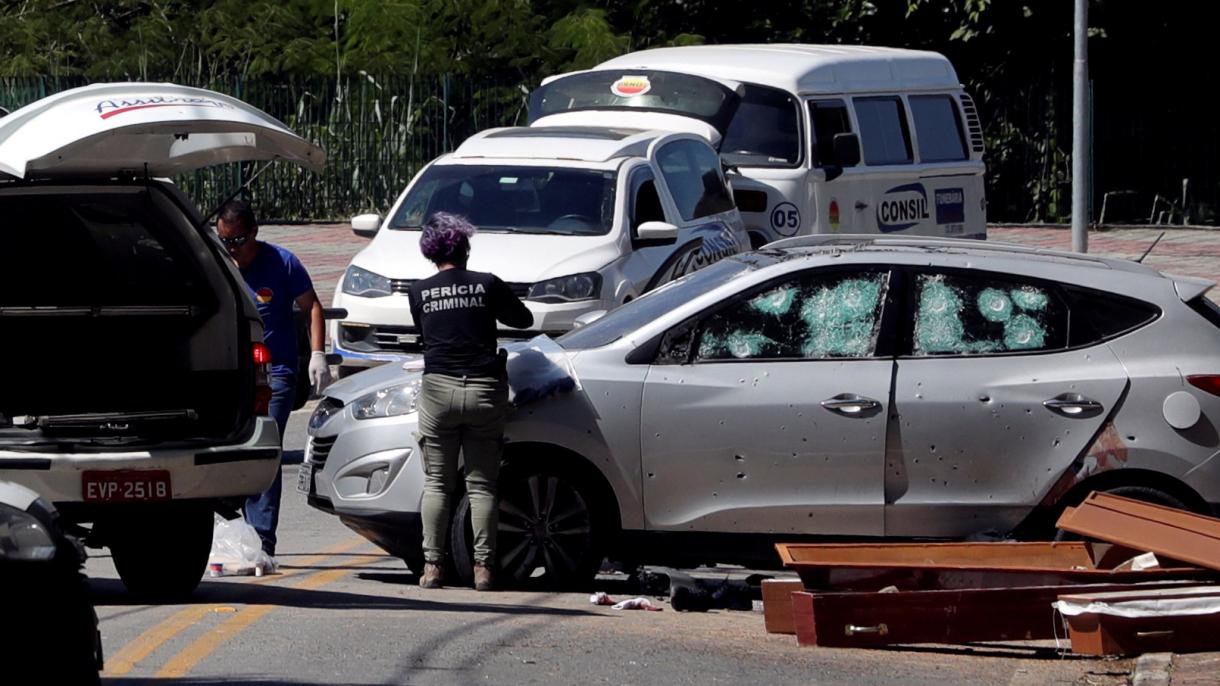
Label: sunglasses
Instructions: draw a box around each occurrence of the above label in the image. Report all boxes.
[219,233,253,248]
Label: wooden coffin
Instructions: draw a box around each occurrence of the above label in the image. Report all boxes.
[762,579,805,634]
[1057,492,1220,572]
[775,541,1209,592]
[1058,586,1220,656]
[790,581,1200,648]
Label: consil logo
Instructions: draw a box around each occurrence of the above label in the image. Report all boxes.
[876,183,929,233]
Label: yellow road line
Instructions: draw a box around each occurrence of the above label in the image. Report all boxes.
[155,549,388,678]
[102,535,367,677]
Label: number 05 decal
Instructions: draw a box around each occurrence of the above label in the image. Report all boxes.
[770,202,801,237]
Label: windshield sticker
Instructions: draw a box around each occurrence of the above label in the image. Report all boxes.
[769,202,801,237]
[95,96,235,120]
[877,183,929,233]
[610,75,651,98]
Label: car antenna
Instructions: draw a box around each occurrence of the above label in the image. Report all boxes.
[196,159,277,230]
[1135,231,1166,263]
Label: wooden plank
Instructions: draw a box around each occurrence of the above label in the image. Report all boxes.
[774,541,1210,592]
[762,579,804,635]
[788,582,1199,648]
[1057,492,1220,573]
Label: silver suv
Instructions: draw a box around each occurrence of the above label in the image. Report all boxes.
[305,235,1220,588]
[0,83,323,597]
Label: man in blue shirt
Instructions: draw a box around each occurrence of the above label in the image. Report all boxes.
[217,200,331,556]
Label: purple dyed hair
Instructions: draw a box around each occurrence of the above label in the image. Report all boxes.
[419,212,475,265]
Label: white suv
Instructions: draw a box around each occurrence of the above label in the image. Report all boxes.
[0,83,324,597]
[331,126,749,374]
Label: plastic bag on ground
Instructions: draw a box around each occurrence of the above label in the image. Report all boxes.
[207,514,277,577]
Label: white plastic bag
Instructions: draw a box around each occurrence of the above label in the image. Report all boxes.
[207,515,276,577]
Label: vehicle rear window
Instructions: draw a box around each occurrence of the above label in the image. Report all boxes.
[853,97,913,166]
[720,85,801,168]
[911,272,1068,356]
[908,95,968,162]
[529,70,735,123]
[656,139,735,221]
[1066,287,1161,345]
[0,192,205,307]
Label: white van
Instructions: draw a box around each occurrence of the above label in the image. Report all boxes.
[529,44,986,246]
[332,126,748,373]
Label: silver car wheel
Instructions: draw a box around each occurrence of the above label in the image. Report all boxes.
[496,474,593,584]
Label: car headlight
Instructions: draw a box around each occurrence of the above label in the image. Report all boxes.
[342,266,393,298]
[309,397,344,430]
[352,379,423,419]
[0,503,57,562]
[527,272,602,303]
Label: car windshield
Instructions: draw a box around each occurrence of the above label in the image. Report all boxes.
[389,165,618,236]
[557,258,761,350]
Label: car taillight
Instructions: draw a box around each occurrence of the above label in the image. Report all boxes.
[1187,375,1220,397]
[253,342,272,415]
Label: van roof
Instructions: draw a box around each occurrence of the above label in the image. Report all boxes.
[450,126,665,162]
[594,44,962,95]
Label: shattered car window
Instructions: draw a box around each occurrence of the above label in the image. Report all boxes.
[694,272,889,361]
[913,273,1067,355]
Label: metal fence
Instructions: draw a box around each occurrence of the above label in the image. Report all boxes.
[0,75,529,221]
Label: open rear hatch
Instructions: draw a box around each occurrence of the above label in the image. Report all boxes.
[0,83,324,447]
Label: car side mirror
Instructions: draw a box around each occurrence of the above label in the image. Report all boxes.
[351,213,382,238]
[635,221,678,246]
[572,310,608,329]
[833,133,861,169]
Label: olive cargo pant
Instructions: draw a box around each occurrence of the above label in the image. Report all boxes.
[418,373,509,566]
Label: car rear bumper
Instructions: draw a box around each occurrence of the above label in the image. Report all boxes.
[0,416,281,511]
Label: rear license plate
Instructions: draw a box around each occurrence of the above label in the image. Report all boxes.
[82,470,172,502]
[296,464,315,495]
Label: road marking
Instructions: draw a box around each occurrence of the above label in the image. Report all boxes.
[101,535,367,677]
[155,546,388,678]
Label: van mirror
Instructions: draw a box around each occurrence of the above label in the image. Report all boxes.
[833,133,862,169]
[572,310,608,329]
[351,213,382,238]
[636,221,678,244]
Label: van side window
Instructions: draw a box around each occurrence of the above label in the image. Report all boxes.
[808,100,852,168]
[720,85,801,168]
[853,97,913,165]
[909,95,968,162]
[657,139,735,222]
[631,174,666,236]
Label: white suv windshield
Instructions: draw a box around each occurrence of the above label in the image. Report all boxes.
[389,165,618,236]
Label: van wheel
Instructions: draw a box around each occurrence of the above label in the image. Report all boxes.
[1053,485,1188,541]
[449,460,603,590]
[110,503,212,600]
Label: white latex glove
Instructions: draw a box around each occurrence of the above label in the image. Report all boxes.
[308,351,332,391]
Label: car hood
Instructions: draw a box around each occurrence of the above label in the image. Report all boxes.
[353,229,622,283]
[0,82,325,179]
[322,336,579,407]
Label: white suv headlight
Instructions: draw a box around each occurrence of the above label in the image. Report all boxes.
[0,503,57,562]
[342,266,393,298]
[527,272,602,303]
[351,379,423,420]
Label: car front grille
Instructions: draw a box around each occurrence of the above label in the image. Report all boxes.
[308,435,337,466]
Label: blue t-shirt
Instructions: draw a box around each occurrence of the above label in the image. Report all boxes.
[239,242,313,375]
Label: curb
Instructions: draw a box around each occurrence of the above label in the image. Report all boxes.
[1132,652,1173,686]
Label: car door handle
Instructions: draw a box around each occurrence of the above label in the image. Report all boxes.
[821,393,881,416]
[1043,393,1104,417]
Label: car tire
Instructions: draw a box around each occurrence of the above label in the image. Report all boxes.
[110,503,213,599]
[449,460,604,590]
[1054,485,1189,541]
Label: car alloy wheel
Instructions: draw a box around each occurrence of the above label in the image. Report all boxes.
[496,473,593,585]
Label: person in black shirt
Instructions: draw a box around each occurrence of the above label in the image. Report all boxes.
[408,212,532,590]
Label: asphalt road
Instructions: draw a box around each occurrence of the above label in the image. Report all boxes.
[83,401,1137,685]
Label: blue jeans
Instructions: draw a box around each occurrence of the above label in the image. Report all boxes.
[244,373,295,555]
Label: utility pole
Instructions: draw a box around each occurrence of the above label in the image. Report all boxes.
[1072,0,1089,252]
